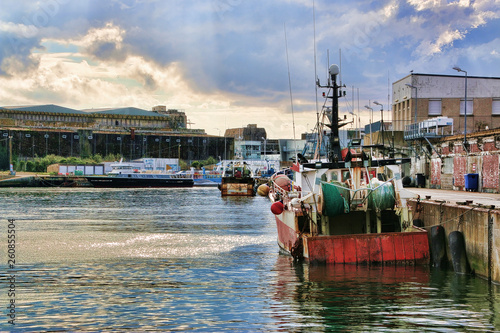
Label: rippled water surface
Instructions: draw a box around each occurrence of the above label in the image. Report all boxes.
[1,187,499,332]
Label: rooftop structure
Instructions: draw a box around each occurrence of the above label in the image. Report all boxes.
[0,104,199,134]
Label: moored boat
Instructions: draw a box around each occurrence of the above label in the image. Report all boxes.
[175,168,223,187]
[85,160,193,188]
[85,173,193,188]
[263,64,429,265]
[218,161,256,196]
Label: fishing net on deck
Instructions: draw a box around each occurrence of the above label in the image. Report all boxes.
[321,181,350,217]
[368,178,395,211]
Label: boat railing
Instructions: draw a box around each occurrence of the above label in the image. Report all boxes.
[271,179,288,197]
[271,179,314,201]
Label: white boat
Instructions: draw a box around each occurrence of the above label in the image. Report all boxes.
[85,160,193,188]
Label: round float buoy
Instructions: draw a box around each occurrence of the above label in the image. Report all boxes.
[257,184,270,196]
[273,174,291,191]
[271,201,284,215]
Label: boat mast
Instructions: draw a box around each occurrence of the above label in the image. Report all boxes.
[318,64,341,163]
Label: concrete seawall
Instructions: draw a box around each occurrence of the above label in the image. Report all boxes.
[407,188,500,284]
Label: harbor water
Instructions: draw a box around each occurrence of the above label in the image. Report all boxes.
[1,187,499,332]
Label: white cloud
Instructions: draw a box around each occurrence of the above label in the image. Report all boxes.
[1,0,500,138]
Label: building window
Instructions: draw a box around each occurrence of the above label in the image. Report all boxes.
[428,99,442,116]
[492,99,500,115]
[459,99,473,115]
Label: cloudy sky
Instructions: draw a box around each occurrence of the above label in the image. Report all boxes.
[1,0,499,138]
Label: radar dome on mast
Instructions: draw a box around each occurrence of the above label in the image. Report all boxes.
[329,64,340,77]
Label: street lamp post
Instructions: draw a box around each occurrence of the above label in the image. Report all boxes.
[261,137,266,160]
[373,101,384,146]
[8,135,13,175]
[373,101,383,123]
[349,111,358,139]
[364,105,373,144]
[453,66,468,148]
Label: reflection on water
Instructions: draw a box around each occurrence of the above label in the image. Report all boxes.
[274,260,500,332]
[0,187,499,331]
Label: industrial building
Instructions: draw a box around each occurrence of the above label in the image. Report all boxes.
[393,73,500,133]
[0,104,230,162]
[392,73,500,193]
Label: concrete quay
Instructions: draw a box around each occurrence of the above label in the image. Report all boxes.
[405,187,500,284]
[407,188,500,207]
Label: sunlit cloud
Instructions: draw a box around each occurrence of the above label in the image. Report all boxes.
[0,0,499,138]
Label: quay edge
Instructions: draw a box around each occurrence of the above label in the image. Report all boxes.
[408,195,500,284]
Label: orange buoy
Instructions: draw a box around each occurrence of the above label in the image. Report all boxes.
[257,184,270,196]
[271,201,284,215]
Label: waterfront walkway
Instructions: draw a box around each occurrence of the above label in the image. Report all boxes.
[407,188,500,208]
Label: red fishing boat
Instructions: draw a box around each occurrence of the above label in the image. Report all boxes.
[264,64,429,265]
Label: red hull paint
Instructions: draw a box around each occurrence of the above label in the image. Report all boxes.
[275,216,297,252]
[275,215,430,265]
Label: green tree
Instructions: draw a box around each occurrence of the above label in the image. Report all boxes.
[203,156,218,167]
[93,154,103,163]
[26,160,35,172]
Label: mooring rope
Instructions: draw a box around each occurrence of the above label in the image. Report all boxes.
[416,206,476,230]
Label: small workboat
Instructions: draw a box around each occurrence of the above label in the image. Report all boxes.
[218,161,256,196]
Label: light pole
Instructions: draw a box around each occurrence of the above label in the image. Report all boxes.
[373,101,383,123]
[364,105,373,144]
[453,66,468,148]
[8,135,13,175]
[349,111,358,138]
[261,137,266,160]
[373,101,384,146]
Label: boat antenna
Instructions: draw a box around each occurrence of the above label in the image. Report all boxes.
[284,22,298,162]
[313,0,321,159]
[339,48,342,87]
[326,49,330,84]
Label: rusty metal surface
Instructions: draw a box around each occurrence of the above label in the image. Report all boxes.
[306,232,430,265]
